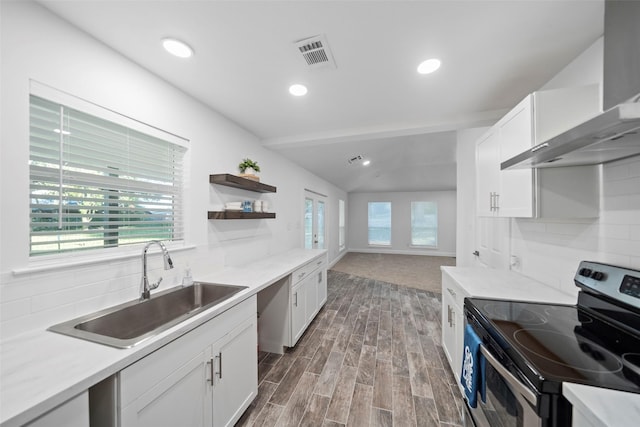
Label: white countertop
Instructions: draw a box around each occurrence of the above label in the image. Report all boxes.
[0,248,326,427]
[442,266,640,426]
[441,266,577,304]
[564,383,640,427]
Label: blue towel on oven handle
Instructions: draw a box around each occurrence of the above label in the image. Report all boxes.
[460,324,485,408]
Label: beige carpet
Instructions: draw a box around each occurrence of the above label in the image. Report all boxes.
[330,252,456,293]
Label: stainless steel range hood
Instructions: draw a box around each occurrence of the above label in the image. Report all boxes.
[502,0,640,170]
[501,103,640,169]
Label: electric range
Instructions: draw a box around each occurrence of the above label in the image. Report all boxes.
[463,261,640,427]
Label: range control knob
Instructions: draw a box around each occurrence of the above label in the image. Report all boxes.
[580,268,592,277]
[591,271,605,281]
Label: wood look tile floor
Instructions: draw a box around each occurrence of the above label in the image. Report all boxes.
[236,271,464,427]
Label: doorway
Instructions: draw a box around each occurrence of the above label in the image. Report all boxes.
[304,190,326,249]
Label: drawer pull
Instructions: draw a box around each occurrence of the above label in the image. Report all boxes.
[447,288,456,298]
[298,272,306,279]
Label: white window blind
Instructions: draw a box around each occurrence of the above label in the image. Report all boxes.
[29,95,186,256]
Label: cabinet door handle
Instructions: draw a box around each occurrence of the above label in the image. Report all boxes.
[294,292,298,307]
[447,305,451,326]
[489,192,494,211]
[216,352,223,379]
[495,193,499,209]
[207,359,214,385]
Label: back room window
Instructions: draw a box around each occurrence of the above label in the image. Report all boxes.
[411,201,437,247]
[368,201,391,245]
[29,94,187,256]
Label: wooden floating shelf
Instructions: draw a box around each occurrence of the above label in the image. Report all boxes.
[209,174,276,193]
[208,211,276,220]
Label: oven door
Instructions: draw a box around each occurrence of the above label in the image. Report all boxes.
[464,345,541,427]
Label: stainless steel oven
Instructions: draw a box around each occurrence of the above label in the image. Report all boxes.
[463,261,640,427]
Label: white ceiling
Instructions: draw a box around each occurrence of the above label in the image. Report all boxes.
[38,0,604,192]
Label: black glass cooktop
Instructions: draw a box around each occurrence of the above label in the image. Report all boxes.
[465,298,640,395]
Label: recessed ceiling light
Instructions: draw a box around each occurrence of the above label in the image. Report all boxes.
[162,38,193,58]
[289,84,308,97]
[363,160,371,166]
[417,58,441,74]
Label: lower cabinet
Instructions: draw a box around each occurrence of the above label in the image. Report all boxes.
[120,296,257,427]
[441,273,467,390]
[289,257,327,346]
[26,391,89,427]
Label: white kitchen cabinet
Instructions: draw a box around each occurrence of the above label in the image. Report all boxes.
[120,296,257,427]
[257,254,328,353]
[289,256,327,346]
[441,273,468,391]
[211,316,258,427]
[476,85,601,218]
[26,391,89,427]
[476,128,501,217]
[290,278,308,344]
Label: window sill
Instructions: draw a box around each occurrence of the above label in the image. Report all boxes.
[13,243,196,276]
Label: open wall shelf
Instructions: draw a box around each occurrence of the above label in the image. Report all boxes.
[207,211,276,220]
[209,174,276,220]
[209,174,276,193]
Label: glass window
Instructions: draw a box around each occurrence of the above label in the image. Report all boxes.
[338,199,345,250]
[304,198,313,249]
[317,200,325,249]
[368,202,391,245]
[29,95,186,256]
[411,201,437,247]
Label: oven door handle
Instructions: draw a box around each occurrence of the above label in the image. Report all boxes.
[480,345,537,406]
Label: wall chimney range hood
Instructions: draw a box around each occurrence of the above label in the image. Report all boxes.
[502,0,640,170]
[501,103,640,169]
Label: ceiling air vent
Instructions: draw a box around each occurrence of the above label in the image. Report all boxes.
[294,34,337,70]
[347,155,363,165]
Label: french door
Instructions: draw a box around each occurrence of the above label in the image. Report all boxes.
[304,190,326,249]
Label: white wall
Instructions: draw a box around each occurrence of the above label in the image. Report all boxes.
[347,191,456,257]
[0,1,346,340]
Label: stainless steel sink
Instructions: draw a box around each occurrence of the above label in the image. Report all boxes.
[48,282,248,348]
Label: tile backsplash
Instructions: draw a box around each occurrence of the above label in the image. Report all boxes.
[511,156,640,296]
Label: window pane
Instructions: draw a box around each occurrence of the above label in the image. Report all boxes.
[339,199,345,249]
[304,198,313,249]
[317,200,325,249]
[368,202,391,245]
[29,95,186,256]
[411,201,437,246]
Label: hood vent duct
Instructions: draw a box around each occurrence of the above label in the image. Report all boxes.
[294,34,337,70]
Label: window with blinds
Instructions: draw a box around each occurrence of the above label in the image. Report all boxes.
[29,95,186,256]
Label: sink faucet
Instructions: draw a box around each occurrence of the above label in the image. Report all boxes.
[140,240,174,300]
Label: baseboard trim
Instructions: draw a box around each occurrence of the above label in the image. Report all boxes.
[345,248,456,258]
[328,250,349,269]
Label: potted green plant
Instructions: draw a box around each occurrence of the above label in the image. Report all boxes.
[238,158,260,181]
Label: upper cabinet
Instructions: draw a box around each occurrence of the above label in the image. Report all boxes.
[477,85,601,218]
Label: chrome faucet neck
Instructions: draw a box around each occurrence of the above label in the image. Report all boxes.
[140,240,174,301]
